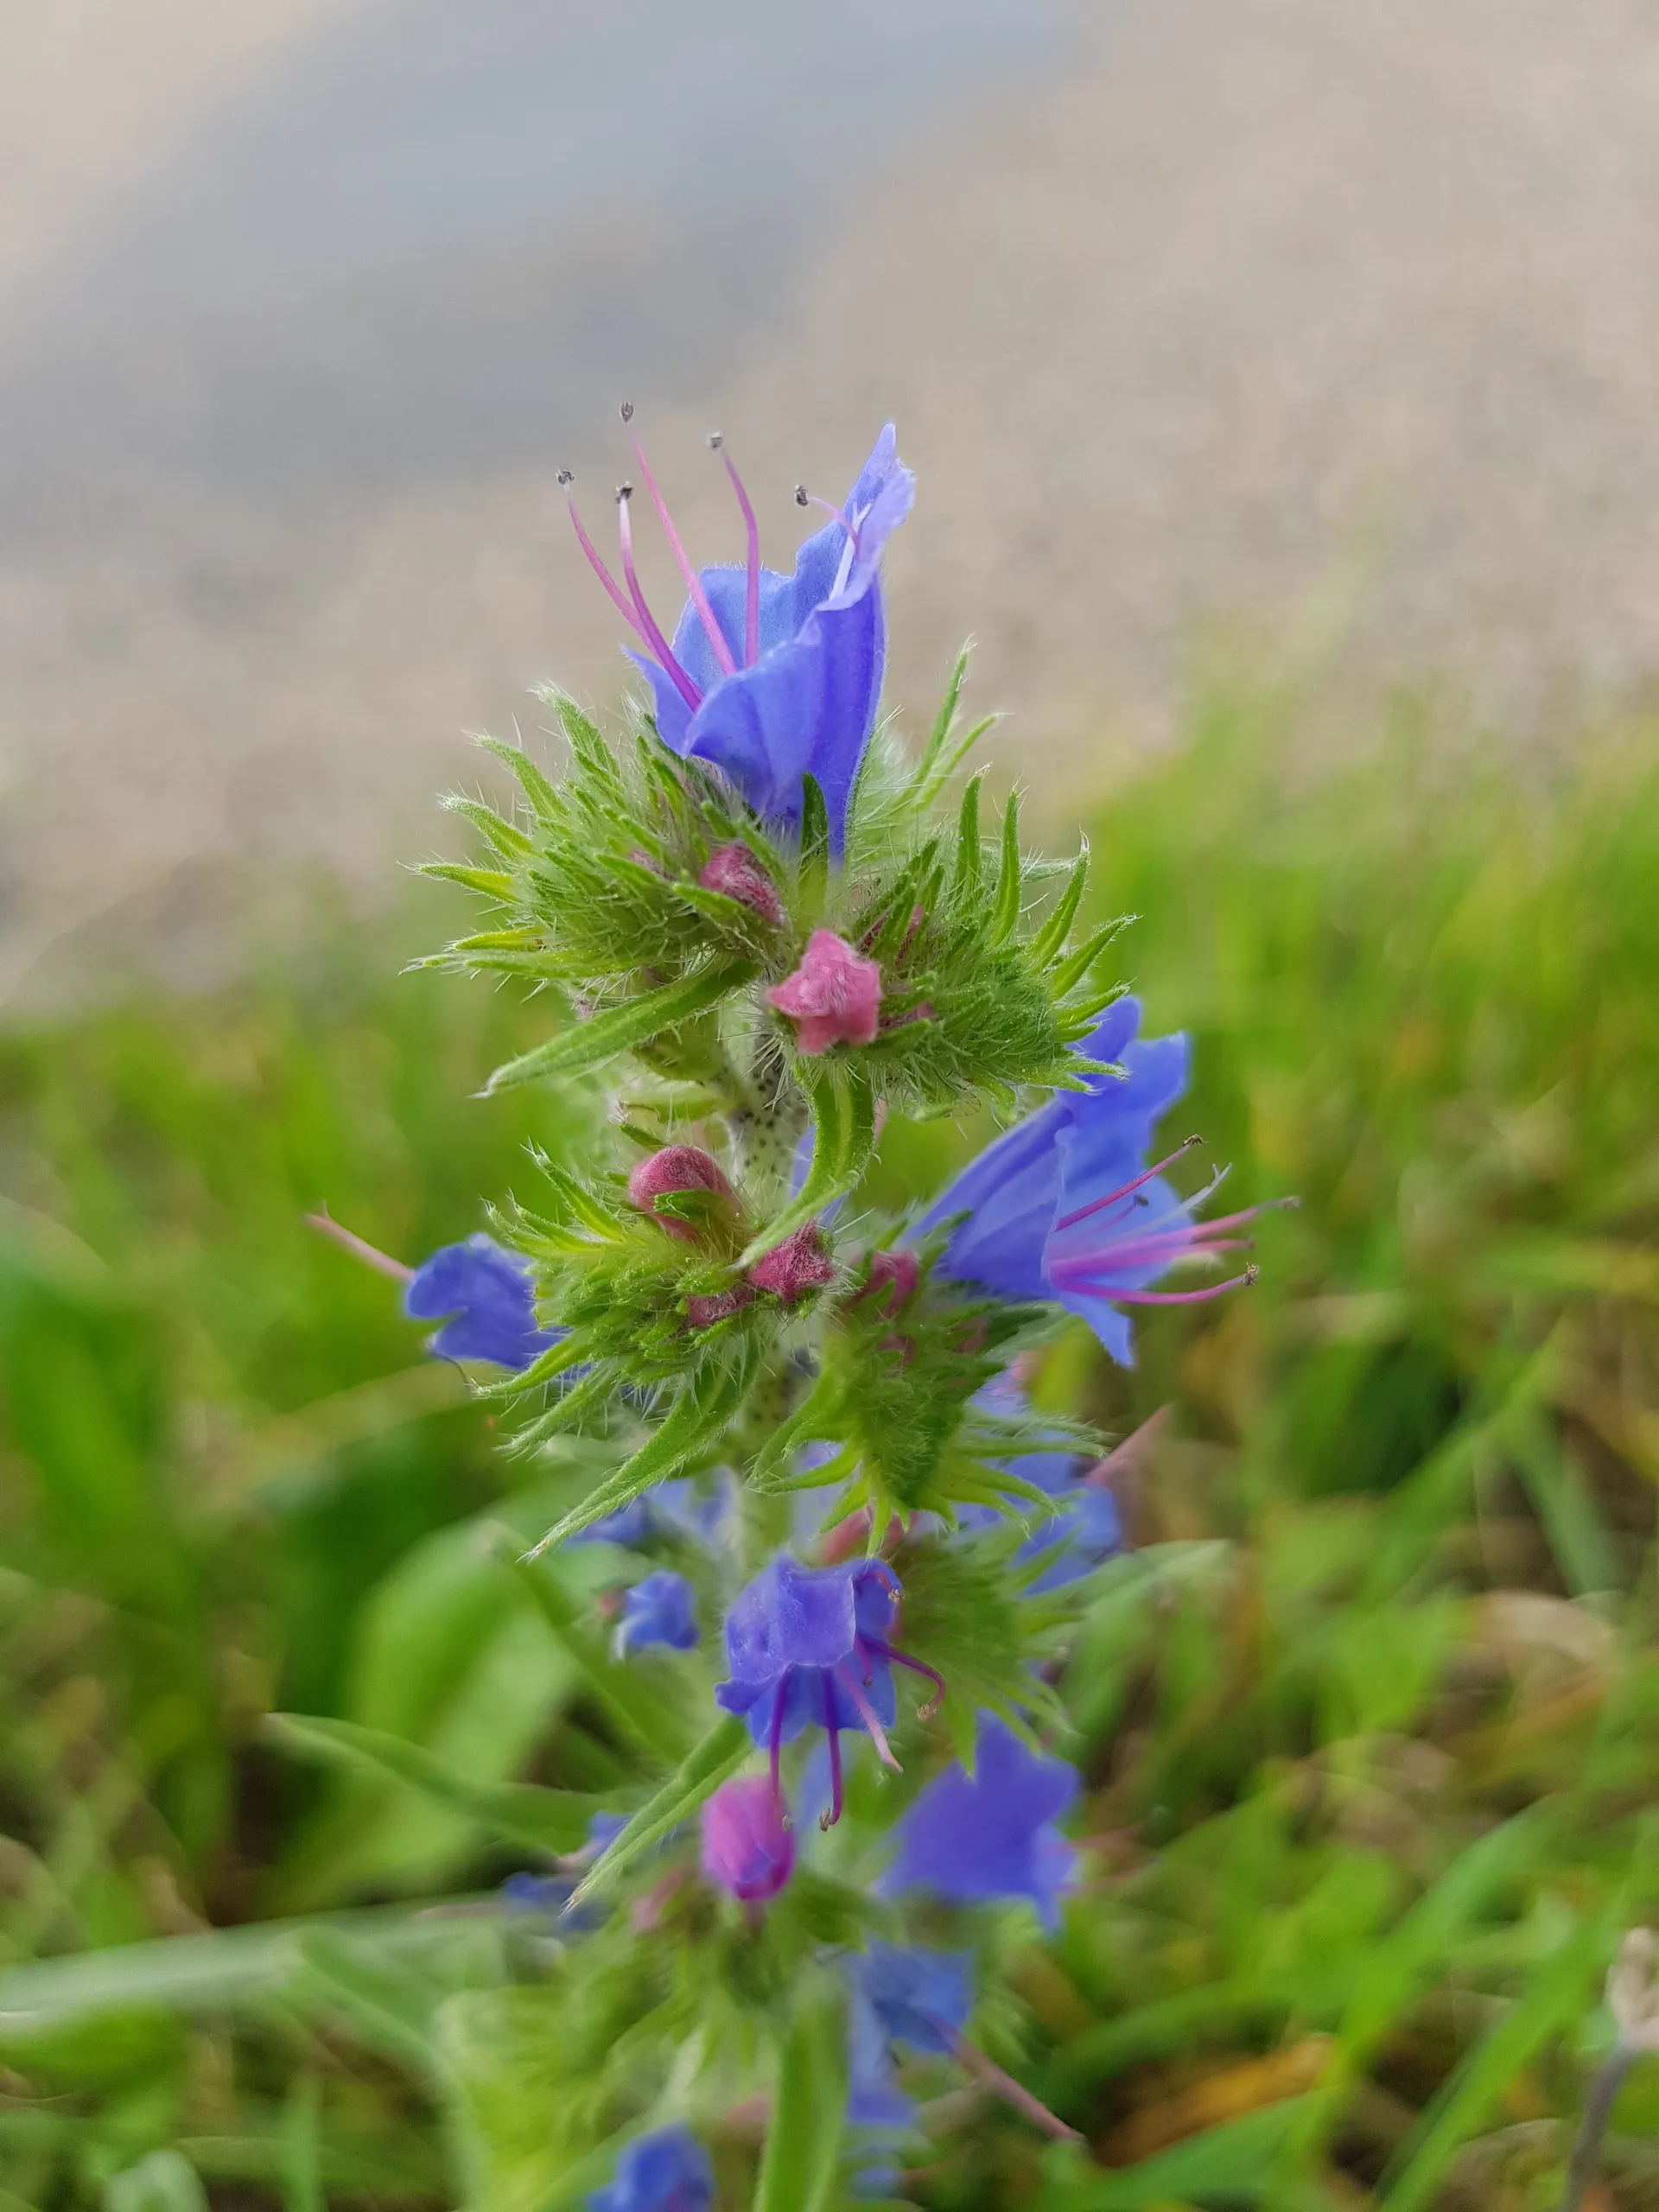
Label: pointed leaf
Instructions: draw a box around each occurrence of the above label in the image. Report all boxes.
[568,1713,751,1909]
[485,962,756,1092]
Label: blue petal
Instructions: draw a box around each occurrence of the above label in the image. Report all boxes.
[588,2127,714,2212]
[637,429,912,851]
[403,1234,561,1370]
[721,1555,861,1685]
[885,1713,1079,1915]
[850,1942,975,2054]
[618,1569,700,1654]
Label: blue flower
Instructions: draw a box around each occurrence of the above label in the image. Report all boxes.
[884,1713,1079,1929]
[618,1570,700,1655]
[846,1943,974,2129]
[403,1234,562,1370]
[961,1384,1125,1592]
[715,1554,940,1825]
[918,997,1268,1365]
[567,425,912,851]
[588,2126,713,2212]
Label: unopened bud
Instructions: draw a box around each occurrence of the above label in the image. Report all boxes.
[699,842,784,927]
[748,1224,836,1304]
[701,1776,795,1903]
[766,930,882,1053]
[627,1146,738,1245]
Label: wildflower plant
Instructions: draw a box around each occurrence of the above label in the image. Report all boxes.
[321,416,1276,2204]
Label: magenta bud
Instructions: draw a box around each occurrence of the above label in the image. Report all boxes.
[855,1250,919,1313]
[748,1224,836,1304]
[699,842,784,927]
[627,1146,738,1245]
[685,1285,755,1328]
[700,1776,796,1903]
[766,930,882,1053]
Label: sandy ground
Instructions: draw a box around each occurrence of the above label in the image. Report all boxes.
[3,0,1659,1002]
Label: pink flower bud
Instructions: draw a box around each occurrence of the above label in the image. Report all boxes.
[699,842,784,927]
[685,1285,755,1329]
[627,1146,738,1245]
[766,930,881,1053]
[854,1250,919,1313]
[700,1776,795,1903]
[748,1224,836,1303]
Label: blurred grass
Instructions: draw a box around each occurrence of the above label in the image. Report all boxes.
[3,690,1659,2206]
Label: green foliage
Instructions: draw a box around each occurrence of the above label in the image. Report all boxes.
[5,695,1659,2205]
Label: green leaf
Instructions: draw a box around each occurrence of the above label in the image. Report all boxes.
[753,1972,848,2212]
[1027,841,1090,967]
[523,1356,753,1555]
[798,774,830,923]
[485,961,756,1091]
[1052,2097,1319,2209]
[504,1552,689,1764]
[417,862,520,899]
[953,771,986,894]
[442,796,537,859]
[265,1713,603,1854]
[569,1712,751,1908]
[476,734,563,825]
[988,789,1024,943]
[914,646,969,788]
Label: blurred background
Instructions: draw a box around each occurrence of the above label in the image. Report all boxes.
[7,3,1659,2208]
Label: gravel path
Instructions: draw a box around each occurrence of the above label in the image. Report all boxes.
[3,0,1659,1000]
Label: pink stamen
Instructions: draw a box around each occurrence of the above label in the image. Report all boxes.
[1047,1230,1251,1284]
[865,1638,945,1721]
[1067,1265,1260,1306]
[306,1208,414,1284]
[821,1678,844,1831]
[710,434,760,664]
[768,1683,788,1812]
[794,482,862,556]
[557,472,642,639]
[931,2024,1082,2143]
[1052,1137,1204,1235]
[835,1665,901,1771]
[616,485,703,714]
[625,411,737,677]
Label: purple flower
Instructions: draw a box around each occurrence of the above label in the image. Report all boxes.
[884,1713,1079,1929]
[715,1554,944,1827]
[700,1775,796,1904]
[563,423,912,849]
[919,997,1269,1366]
[847,1943,974,2128]
[587,2126,713,2212]
[403,1234,563,1370]
[618,1570,700,1656]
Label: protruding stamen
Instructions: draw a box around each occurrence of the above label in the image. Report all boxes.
[866,1637,945,1721]
[306,1207,414,1284]
[795,481,861,551]
[1052,1136,1205,1234]
[821,1678,844,1831]
[558,472,645,639]
[768,1682,788,1814]
[616,484,703,713]
[931,2023,1083,2143]
[626,418,738,677]
[711,433,761,665]
[835,1664,901,1771]
[1071,1264,1261,1306]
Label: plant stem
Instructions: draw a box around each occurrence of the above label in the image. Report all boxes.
[1559,2041,1633,2212]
